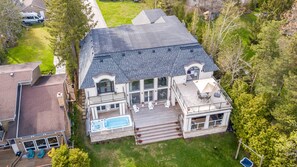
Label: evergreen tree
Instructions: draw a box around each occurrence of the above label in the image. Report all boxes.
[46,0,94,86]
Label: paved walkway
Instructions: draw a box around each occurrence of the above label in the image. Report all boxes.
[85,0,107,28]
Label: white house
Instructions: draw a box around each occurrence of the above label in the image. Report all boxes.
[79,9,232,144]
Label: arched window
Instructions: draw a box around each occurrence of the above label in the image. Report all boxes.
[187,66,200,81]
[97,79,114,94]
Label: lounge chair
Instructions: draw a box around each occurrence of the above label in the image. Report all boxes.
[148,102,154,110]
[37,149,46,159]
[133,105,139,113]
[27,149,35,159]
[164,100,170,108]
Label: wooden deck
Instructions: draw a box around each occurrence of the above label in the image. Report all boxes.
[131,104,182,128]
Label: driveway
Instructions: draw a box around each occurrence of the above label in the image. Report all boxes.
[85,0,107,28]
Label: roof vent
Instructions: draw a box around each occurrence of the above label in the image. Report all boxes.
[138,51,141,54]
[190,49,193,52]
[10,73,14,77]
[168,48,171,52]
[122,53,125,57]
[57,92,64,108]
[152,50,155,53]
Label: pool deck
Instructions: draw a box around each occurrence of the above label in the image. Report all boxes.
[131,104,182,128]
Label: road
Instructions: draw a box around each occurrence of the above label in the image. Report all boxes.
[85,0,107,28]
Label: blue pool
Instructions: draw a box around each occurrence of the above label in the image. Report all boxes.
[105,116,131,129]
[91,115,132,132]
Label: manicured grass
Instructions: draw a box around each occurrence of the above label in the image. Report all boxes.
[7,25,54,74]
[86,134,244,167]
[96,0,152,27]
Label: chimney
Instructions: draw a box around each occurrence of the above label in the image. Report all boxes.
[57,92,64,108]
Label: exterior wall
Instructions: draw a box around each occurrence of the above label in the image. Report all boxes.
[31,66,41,85]
[14,131,65,152]
[172,75,187,84]
[181,109,231,138]
[199,71,213,79]
[183,126,227,138]
[90,127,134,143]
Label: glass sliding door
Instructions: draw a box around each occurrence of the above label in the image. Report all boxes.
[144,91,153,102]
[130,92,140,104]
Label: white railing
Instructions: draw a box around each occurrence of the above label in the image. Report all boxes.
[172,79,232,114]
[88,92,126,105]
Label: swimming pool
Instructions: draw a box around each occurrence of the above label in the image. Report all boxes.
[91,115,132,132]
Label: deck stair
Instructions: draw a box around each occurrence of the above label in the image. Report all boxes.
[133,107,183,145]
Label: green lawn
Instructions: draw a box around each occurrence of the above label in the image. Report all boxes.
[86,134,244,167]
[7,25,54,74]
[96,0,152,27]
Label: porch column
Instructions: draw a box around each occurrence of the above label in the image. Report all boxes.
[126,84,130,107]
[167,76,171,100]
[120,103,126,115]
[183,117,191,132]
[140,80,144,103]
[154,78,158,101]
[204,115,210,129]
[187,117,192,131]
[222,112,230,126]
[171,89,176,106]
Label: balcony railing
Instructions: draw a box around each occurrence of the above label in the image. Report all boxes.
[88,92,126,105]
[172,79,232,114]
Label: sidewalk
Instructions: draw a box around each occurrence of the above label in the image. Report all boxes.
[86,0,107,28]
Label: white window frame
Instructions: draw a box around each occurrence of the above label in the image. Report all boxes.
[23,140,36,151]
[46,136,59,148]
[35,138,48,150]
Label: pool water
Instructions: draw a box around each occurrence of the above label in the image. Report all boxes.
[91,115,132,132]
[105,116,130,129]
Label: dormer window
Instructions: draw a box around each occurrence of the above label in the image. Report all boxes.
[97,79,114,94]
[187,66,199,81]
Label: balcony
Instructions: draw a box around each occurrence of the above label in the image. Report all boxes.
[88,92,126,105]
[172,78,232,114]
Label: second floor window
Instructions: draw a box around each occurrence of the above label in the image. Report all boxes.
[97,79,114,94]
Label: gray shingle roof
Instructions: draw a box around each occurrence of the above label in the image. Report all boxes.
[132,9,166,25]
[79,10,219,89]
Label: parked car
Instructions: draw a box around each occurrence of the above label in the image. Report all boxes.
[21,12,44,25]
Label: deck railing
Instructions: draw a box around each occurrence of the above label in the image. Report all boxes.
[88,92,126,105]
[172,79,232,114]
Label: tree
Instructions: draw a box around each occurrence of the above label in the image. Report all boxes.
[272,131,297,167]
[251,21,282,95]
[0,0,22,64]
[203,0,243,57]
[258,0,294,20]
[51,145,90,167]
[218,37,246,86]
[46,0,94,88]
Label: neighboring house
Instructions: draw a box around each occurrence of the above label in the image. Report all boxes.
[0,62,71,153]
[79,9,232,144]
[18,0,46,17]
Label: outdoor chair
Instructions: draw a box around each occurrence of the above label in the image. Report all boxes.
[37,149,46,159]
[133,105,139,113]
[164,100,170,108]
[27,149,35,159]
[148,102,154,110]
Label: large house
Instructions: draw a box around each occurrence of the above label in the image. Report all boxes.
[0,62,70,153]
[79,9,232,144]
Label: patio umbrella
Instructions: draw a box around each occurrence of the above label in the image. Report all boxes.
[201,83,217,93]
